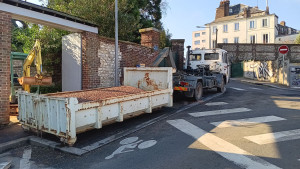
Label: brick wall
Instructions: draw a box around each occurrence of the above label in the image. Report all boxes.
[215,0,230,19]
[171,39,185,70]
[81,31,160,89]
[139,28,160,49]
[0,11,11,125]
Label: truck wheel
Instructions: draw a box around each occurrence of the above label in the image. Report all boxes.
[194,82,203,101]
[217,78,225,93]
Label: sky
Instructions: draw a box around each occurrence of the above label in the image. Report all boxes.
[27,0,300,49]
[162,0,300,48]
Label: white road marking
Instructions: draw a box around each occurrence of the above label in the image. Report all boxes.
[19,147,32,169]
[230,87,245,91]
[249,87,262,90]
[167,119,281,169]
[189,108,251,117]
[211,116,286,128]
[105,137,157,160]
[245,129,300,145]
[0,162,11,169]
[205,102,228,106]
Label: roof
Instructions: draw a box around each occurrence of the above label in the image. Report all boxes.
[212,3,266,24]
[1,0,97,27]
[275,34,299,44]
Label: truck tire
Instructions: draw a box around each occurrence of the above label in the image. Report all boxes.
[194,82,203,101]
[217,78,225,93]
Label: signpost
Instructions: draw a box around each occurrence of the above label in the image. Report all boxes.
[279,45,289,85]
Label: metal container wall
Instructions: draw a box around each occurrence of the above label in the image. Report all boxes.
[18,67,173,145]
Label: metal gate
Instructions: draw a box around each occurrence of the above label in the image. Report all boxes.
[231,62,243,78]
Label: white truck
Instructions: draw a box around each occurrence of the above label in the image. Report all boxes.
[173,47,230,100]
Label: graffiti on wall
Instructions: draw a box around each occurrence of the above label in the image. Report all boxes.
[244,61,273,80]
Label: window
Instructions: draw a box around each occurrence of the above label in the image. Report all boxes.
[202,40,206,43]
[263,34,269,43]
[204,53,219,60]
[234,37,239,43]
[223,24,228,32]
[194,40,200,45]
[195,33,200,37]
[213,26,217,34]
[234,23,239,31]
[190,54,201,61]
[262,19,268,27]
[223,38,228,43]
[212,40,216,48]
[202,32,206,35]
[250,35,256,44]
[250,21,255,29]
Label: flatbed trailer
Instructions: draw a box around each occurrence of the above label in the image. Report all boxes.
[18,67,173,145]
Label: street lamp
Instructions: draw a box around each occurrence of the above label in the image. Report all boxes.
[115,0,119,86]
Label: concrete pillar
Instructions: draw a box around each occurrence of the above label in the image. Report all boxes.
[171,39,185,71]
[0,11,11,125]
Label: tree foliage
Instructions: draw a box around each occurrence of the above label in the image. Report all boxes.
[47,0,171,44]
[11,21,69,85]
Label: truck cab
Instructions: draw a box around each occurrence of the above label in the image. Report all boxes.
[174,48,230,101]
[186,48,230,84]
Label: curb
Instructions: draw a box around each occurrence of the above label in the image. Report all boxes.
[240,80,300,92]
[0,89,226,156]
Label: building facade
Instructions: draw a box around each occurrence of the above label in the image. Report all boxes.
[192,0,298,49]
[192,30,209,50]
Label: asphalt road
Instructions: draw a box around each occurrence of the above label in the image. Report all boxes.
[1,80,300,169]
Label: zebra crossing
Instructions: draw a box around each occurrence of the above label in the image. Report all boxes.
[167,101,300,169]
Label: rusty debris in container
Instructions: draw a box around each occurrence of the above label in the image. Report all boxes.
[47,86,146,103]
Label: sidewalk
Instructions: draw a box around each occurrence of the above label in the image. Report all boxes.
[0,116,29,144]
[231,78,300,91]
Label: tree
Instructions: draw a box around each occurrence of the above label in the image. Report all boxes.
[47,0,171,45]
[295,34,300,44]
[11,21,69,85]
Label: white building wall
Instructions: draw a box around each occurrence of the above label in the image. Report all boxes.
[62,33,82,92]
[202,14,278,48]
[192,30,209,50]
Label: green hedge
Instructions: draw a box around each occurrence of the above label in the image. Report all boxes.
[30,85,62,94]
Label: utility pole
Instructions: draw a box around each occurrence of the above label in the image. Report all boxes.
[115,0,119,86]
[215,28,218,48]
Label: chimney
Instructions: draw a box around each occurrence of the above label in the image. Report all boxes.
[265,0,269,14]
[215,0,230,20]
[139,27,160,49]
[243,7,250,18]
[280,21,286,27]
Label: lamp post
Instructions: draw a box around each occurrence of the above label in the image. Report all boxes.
[115,0,119,86]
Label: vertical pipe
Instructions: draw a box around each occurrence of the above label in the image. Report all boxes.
[283,54,285,85]
[115,0,119,86]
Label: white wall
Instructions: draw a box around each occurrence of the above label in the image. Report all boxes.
[62,33,82,91]
[192,30,209,49]
[205,14,277,47]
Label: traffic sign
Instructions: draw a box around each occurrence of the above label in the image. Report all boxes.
[279,45,289,54]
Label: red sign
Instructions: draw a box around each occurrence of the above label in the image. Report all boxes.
[279,45,289,54]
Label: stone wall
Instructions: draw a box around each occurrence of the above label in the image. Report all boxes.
[219,43,300,85]
[81,32,160,89]
[0,11,11,125]
[218,43,300,63]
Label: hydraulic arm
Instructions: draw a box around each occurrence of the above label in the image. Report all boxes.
[18,40,52,92]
